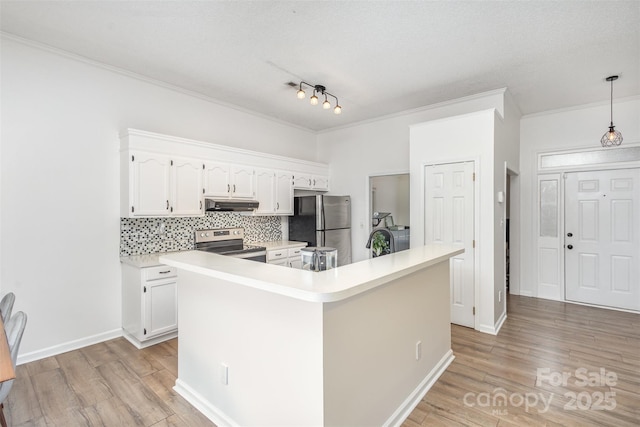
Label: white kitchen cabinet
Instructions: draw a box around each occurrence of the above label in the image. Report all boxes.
[255,169,293,215]
[231,165,256,198]
[293,173,329,191]
[312,175,330,191]
[172,157,204,216]
[122,263,178,349]
[267,244,306,268]
[128,151,172,216]
[287,246,304,269]
[204,162,255,199]
[121,129,330,217]
[123,151,203,217]
[275,171,294,214]
[203,162,231,198]
[255,169,276,213]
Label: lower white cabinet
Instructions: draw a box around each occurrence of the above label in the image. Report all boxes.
[122,263,178,349]
[267,245,306,268]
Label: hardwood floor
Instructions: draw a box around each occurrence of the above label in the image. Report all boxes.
[5,338,214,426]
[404,295,640,426]
[5,295,640,426]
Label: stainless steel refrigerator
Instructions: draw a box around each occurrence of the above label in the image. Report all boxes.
[288,195,352,266]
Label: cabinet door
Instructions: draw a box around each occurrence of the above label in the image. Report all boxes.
[204,162,231,197]
[230,165,255,199]
[293,173,312,189]
[144,278,178,338]
[275,171,293,215]
[131,152,171,216]
[255,169,276,214]
[312,175,329,191]
[172,157,204,216]
[269,258,289,267]
[289,258,303,269]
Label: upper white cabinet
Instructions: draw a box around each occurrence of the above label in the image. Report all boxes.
[231,165,256,199]
[203,162,230,198]
[129,152,172,216]
[275,171,294,214]
[255,169,293,215]
[255,169,276,214]
[204,162,255,199]
[292,173,329,191]
[124,151,203,217]
[120,129,329,217]
[172,157,204,216]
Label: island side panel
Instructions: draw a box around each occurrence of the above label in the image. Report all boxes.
[175,269,325,426]
[322,260,452,426]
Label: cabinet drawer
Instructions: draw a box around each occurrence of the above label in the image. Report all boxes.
[288,247,304,258]
[267,249,287,261]
[143,265,177,281]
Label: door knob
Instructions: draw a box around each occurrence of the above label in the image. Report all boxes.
[567,232,573,237]
[567,244,573,250]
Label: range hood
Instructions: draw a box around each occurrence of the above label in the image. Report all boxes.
[205,198,259,212]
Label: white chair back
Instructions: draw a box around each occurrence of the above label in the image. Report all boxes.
[0,294,15,324]
[0,311,27,404]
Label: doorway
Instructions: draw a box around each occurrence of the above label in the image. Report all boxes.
[564,168,640,311]
[424,162,475,327]
[368,173,410,254]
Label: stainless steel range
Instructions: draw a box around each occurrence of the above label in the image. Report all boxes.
[194,227,267,262]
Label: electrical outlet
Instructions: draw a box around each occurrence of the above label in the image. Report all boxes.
[221,363,228,385]
[415,341,422,361]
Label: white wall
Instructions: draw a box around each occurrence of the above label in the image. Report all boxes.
[317,90,506,263]
[492,92,521,324]
[519,98,640,298]
[409,110,497,332]
[0,38,316,360]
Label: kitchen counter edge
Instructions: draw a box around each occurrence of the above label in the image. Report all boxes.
[159,245,463,303]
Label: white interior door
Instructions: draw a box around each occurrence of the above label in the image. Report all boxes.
[565,169,640,311]
[425,162,475,327]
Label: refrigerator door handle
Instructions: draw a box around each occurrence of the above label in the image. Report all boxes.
[316,231,325,246]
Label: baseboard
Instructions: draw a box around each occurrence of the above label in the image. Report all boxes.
[384,350,455,427]
[174,351,456,427]
[17,328,123,365]
[174,379,238,427]
[123,330,178,349]
[494,311,507,334]
[519,290,534,297]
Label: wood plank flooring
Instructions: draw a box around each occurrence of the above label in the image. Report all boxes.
[5,295,640,426]
[403,295,640,426]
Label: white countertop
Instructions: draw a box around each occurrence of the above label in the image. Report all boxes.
[159,245,463,303]
[260,240,308,250]
[120,251,182,268]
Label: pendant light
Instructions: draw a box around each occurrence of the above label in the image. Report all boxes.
[600,75,623,147]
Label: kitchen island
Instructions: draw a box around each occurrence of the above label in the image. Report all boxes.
[159,245,463,427]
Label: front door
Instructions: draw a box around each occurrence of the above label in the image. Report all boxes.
[565,169,640,311]
[425,162,475,327]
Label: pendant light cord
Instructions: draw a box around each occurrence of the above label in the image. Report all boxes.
[610,79,614,126]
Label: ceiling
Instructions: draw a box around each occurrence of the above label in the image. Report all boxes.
[1,1,638,132]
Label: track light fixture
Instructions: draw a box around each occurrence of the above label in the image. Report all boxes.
[600,75,623,147]
[296,81,342,114]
